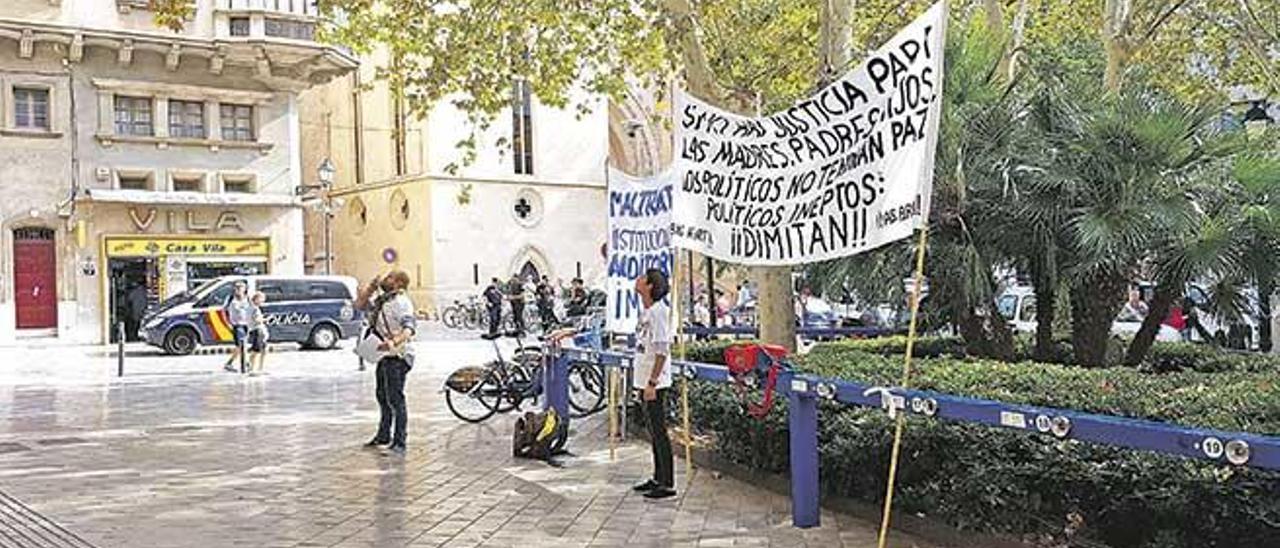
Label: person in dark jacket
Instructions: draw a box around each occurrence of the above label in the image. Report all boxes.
[566,278,589,318]
[483,278,504,338]
[507,275,527,335]
[536,276,558,331]
[125,282,149,341]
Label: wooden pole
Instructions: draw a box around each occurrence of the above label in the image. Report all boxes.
[876,227,929,548]
[608,367,618,461]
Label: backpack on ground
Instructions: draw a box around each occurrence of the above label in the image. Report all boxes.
[512,408,569,465]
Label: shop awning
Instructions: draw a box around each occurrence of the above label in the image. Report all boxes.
[79,189,301,208]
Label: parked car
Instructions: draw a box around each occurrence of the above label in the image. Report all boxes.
[796,296,839,329]
[142,275,363,355]
[996,285,1182,342]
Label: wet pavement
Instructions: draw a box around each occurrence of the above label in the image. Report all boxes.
[0,332,936,548]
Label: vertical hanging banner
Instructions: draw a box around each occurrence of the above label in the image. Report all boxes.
[606,168,675,334]
[671,1,946,266]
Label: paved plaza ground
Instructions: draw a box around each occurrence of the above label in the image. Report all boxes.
[0,329,937,548]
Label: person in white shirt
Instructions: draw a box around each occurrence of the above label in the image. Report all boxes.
[355,270,417,456]
[631,268,675,500]
[223,282,253,373]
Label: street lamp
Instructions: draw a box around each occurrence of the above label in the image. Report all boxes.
[318,157,336,186]
[297,158,337,275]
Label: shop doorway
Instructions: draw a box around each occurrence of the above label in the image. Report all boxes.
[13,228,57,330]
[108,258,159,342]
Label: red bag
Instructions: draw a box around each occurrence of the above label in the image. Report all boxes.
[723,344,788,419]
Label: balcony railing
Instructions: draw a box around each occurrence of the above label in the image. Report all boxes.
[221,0,318,18]
[220,0,318,41]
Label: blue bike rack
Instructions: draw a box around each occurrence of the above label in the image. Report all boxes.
[546,343,1280,529]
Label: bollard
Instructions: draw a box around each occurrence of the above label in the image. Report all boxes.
[117,322,125,377]
[545,351,570,418]
[788,377,821,528]
[239,334,247,374]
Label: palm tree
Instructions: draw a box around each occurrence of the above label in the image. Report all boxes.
[1038,89,1220,366]
[874,15,1027,358]
[1231,150,1280,352]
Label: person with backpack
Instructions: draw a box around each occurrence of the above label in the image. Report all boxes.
[356,270,417,456]
[632,268,675,500]
[483,278,504,338]
[506,274,527,335]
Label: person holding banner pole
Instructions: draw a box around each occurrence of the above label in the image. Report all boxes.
[631,268,675,500]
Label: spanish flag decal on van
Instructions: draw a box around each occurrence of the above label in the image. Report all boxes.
[207,309,234,342]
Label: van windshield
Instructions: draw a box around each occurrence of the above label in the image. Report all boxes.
[146,279,221,319]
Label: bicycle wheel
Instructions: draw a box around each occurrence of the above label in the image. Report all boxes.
[445,372,500,423]
[442,306,460,329]
[567,361,606,418]
[489,366,530,413]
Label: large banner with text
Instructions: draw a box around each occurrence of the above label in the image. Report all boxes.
[671,1,946,265]
[606,168,675,334]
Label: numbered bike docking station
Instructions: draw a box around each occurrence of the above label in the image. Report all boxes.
[541,335,1280,530]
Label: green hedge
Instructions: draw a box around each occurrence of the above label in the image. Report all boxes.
[822,335,968,358]
[817,334,1280,373]
[671,340,1280,547]
[1142,342,1280,374]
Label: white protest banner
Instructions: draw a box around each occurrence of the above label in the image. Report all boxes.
[671,1,946,265]
[606,167,675,334]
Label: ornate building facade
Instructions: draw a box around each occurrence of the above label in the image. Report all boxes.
[0,0,353,344]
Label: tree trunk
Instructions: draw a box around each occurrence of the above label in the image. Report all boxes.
[956,308,990,356]
[1123,280,1178,366]
[757,267,797,352]
[982,0,1003,31]
[1259,278,1274,353]
[662,0,727,101]
[758,0,854,352]
[1102,0,1134,91]
[1031,254,1057,362]
[1070,272,1127,367]
[1006,0,1030,81]
[985,306,1017,361]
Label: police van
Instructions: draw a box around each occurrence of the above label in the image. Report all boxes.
[142,275,363,355]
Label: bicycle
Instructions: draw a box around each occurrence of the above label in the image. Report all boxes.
[443,326,606,423]
[442,296,486,330]
[444,334,542,423]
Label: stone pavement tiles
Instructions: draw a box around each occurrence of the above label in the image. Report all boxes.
[0,344,936,547]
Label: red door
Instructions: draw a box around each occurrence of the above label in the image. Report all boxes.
[14,228,57,329]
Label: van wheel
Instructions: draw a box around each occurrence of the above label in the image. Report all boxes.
[308,324,340,350]
[164,327,198,356]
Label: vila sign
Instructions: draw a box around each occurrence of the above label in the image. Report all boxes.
[128,207,245,233]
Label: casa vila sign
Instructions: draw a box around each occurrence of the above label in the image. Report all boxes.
[128,207,245,233]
